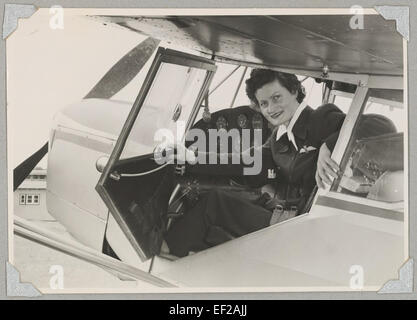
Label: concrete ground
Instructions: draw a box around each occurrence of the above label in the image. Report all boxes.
[12,205,155,292]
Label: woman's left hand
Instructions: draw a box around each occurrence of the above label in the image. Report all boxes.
[316,142,340,189]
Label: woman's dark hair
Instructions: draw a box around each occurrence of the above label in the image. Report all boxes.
[245,69,306,107]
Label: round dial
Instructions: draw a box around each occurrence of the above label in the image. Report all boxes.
[252,113,264,129]
[237,114,248,129]
[216,116,228,130]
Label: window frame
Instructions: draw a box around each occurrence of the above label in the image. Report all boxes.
[33,194,40,205]
[26,195,33,204]
[19,194,26,205]
[96,47,217,262]
[316,86,405,219]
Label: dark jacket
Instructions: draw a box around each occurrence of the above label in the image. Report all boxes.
[267,104,345,210]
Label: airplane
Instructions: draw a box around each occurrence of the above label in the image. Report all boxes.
[13,13,406,289]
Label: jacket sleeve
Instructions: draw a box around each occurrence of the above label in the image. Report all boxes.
[310,103,346,152]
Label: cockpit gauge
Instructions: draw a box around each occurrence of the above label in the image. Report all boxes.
[252,113,264,129]
[237,114,248,129]
[216,116,228,130]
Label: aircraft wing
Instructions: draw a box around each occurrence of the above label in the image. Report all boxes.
[93,14,403,76]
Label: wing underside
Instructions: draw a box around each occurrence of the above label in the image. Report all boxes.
[93,15,403,76]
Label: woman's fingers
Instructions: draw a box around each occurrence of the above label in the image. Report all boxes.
[326,157,340,176]
[320,147,339,177]
[316,166,332,188]
[317,158,334,186]
[323,159,339,179]
[320,167,333,186]
[317,142,341,186]
[315,170,325,189]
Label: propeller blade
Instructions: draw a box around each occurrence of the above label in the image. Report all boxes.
[14,142,48,191]
[13,39,159,189]
[84,37,160,99]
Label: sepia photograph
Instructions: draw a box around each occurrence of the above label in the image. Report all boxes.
[5,6,408,294]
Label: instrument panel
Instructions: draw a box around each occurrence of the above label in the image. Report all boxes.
[193,105,268,134]
[186,105,271,152]
[183,105,273,187]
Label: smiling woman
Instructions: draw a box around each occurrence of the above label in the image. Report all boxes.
[164,69,346,257]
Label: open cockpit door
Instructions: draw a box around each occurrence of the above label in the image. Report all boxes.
[96,47,216,261]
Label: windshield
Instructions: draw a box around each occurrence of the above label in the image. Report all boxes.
[120,62,208,160]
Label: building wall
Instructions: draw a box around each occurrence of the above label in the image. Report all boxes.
[14,189,53,220]
[14,168,54,220]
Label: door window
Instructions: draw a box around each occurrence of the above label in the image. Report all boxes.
[96,48,216,262]
[331,89,405,210]
[121,63,208,159]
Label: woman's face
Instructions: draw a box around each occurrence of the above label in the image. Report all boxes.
[255,79,299,127]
